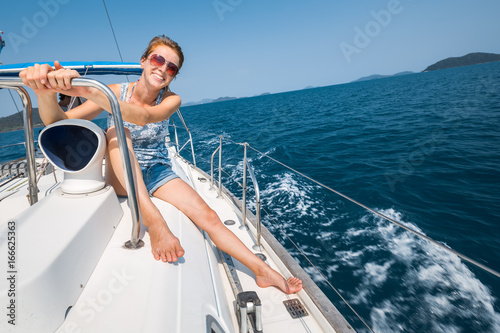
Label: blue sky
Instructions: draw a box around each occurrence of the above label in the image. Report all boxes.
[1,0,499,117]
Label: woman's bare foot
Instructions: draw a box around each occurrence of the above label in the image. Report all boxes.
[147,222,185,263]
[255,265,303,294]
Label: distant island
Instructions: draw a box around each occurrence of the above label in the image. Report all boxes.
[182,96,237,106]
[0,108,44,133]
[352,71,414,82]
[211,96,238,103]
[352,52,500,83]
[423,52,500,72]
[0,108,109,133]
[182,92,272,107]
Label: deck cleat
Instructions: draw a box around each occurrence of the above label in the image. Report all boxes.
[236,291,263,333]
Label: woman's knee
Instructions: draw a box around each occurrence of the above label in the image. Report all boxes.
[203,208,222,230]
[106,126,131,144]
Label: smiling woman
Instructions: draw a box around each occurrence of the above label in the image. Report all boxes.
[141,35,184,75]
[18,34,303,295]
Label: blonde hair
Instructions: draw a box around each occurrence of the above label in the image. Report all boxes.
[141,35,184,73]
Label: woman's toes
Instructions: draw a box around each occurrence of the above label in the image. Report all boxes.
[152,249,160,261]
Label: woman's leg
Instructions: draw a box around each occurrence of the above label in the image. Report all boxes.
[153,178,302,294]
[105,127,184,262]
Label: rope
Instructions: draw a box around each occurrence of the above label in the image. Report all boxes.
[36,158,49,183]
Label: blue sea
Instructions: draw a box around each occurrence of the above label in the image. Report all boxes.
[1,62,499,332]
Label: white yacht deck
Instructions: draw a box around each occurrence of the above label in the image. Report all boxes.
[0,156,348,332]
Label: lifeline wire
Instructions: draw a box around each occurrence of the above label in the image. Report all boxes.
[247,144,500,279]
[262,206,375,333]
[8,89,23,122]
[177,129,374,330]
[181,127,500,279]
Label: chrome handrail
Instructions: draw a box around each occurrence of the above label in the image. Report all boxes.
[171,117,180,149]
[242,144,262,250]
[21,86,38,205]
[0,81,38,205]
[0,77,143,249]
[209,136,223,198]
[174,109,196,167]
[241,144,248,229]
[210,145,220,191]
[207,139,262,247]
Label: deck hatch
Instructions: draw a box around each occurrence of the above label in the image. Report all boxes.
[283,299,309,319]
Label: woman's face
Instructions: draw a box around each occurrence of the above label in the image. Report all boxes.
[141,45,180,90]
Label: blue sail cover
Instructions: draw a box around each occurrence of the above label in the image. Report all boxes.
[0,61,142,77]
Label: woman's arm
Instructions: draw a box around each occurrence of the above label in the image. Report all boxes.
[84,87,181,126]
[19,62,105,125]
[44,61,182,125]
[20,61,181,126]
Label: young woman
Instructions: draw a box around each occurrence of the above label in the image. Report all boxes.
[19,35,302,294]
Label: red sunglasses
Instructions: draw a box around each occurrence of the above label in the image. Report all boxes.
[149,54,179,76]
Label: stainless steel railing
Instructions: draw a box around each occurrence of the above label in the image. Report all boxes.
[208,139,263,248]
[173,110,197,167]
[210,136,223,198]
[242,143,262,250]
[0,77,143,249]
[0,82,38,204]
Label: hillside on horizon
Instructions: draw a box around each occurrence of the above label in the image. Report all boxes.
[423,52,500,72]
[352,71,415,83]
[0,108,44,133]
[352,52,500,83]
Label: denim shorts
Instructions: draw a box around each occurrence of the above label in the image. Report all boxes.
[141,162,179,195]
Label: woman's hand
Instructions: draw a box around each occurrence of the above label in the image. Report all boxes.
[19,61,87,96]
[19,62,55,92]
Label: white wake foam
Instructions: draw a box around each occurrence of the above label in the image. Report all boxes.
[236,168,500,332]
[351,208,500,332]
